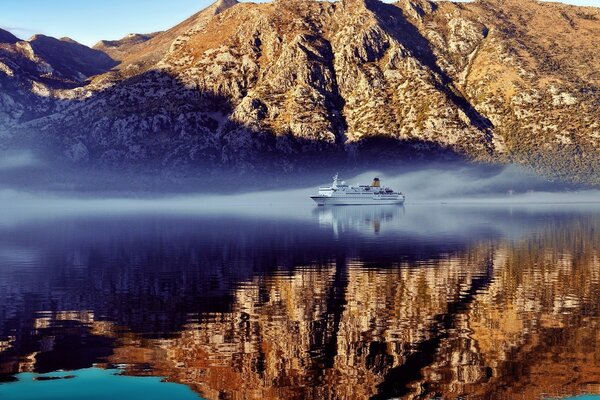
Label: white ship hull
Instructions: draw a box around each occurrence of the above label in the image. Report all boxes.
[311,196,405,206]
[311,174,406,206]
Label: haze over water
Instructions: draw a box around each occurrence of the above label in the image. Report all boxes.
[1,193,600,399]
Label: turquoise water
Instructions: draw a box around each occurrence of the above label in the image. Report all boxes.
[0,368,202,400]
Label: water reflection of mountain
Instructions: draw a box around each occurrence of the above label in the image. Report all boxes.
[0,212,476,342]
[1,206,600,398]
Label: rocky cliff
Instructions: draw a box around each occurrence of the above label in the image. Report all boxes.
[1,0,600,182]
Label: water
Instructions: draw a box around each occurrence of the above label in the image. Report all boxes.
[0,201,600,399]
[0,369,201,400]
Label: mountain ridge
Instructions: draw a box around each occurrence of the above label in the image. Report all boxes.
[94,0,239,80]
[0,28,19,44]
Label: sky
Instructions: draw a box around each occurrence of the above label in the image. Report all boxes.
[0,0,598,47]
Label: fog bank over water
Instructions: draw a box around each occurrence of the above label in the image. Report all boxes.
[0,150,40,171]
[0,162,599,225]
[0,148,587,195]
[363,166,600,202]
[2,188,600,231]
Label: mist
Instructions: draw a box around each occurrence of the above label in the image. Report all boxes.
[1,163,600,231]
[350,165,600,203]
[1,152,600,229]
[0,150,40,170]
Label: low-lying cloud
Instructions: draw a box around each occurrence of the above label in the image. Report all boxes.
[0,151,41,170]
[345,165,592,202]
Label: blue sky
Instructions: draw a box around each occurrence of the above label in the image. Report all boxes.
[0,0,598,47]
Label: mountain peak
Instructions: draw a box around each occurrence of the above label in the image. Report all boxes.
[214,0,239,13]
[28,34,53,43]
[215,0,238,6]
[60,37,80,44]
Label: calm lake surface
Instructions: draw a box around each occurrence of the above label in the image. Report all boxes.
[1,200,600,399]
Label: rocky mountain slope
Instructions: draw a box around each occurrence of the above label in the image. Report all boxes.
[95,0,239,78]
[0,30,115,87]
[1,0,600,182]
[0,29,117,134]
[27,34,117,81]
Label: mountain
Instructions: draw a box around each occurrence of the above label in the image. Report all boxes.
[0,28,19,44]
[0,34,115,87]
[2,0,600,183]
[0,33,117,136]
[96,0,240,78]
[26,34,117,81]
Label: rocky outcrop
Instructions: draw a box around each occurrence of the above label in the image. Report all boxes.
[2,0,600,182]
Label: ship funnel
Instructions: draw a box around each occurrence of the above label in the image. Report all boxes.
[372,177,381,187]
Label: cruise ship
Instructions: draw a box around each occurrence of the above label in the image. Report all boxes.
[311,174,405,206]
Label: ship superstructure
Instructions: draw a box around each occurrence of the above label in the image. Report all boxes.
[311,174,405,206]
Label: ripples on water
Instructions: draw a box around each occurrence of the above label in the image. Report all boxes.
[0,201,600,399]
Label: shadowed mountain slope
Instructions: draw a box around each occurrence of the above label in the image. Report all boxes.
[0,28,19,45]
[27,35,117,80]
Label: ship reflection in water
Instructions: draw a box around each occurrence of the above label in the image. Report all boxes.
[1,204,600,399]
[315,204,405,235]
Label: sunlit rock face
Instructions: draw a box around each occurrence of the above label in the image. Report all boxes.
[1,0,600,180]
